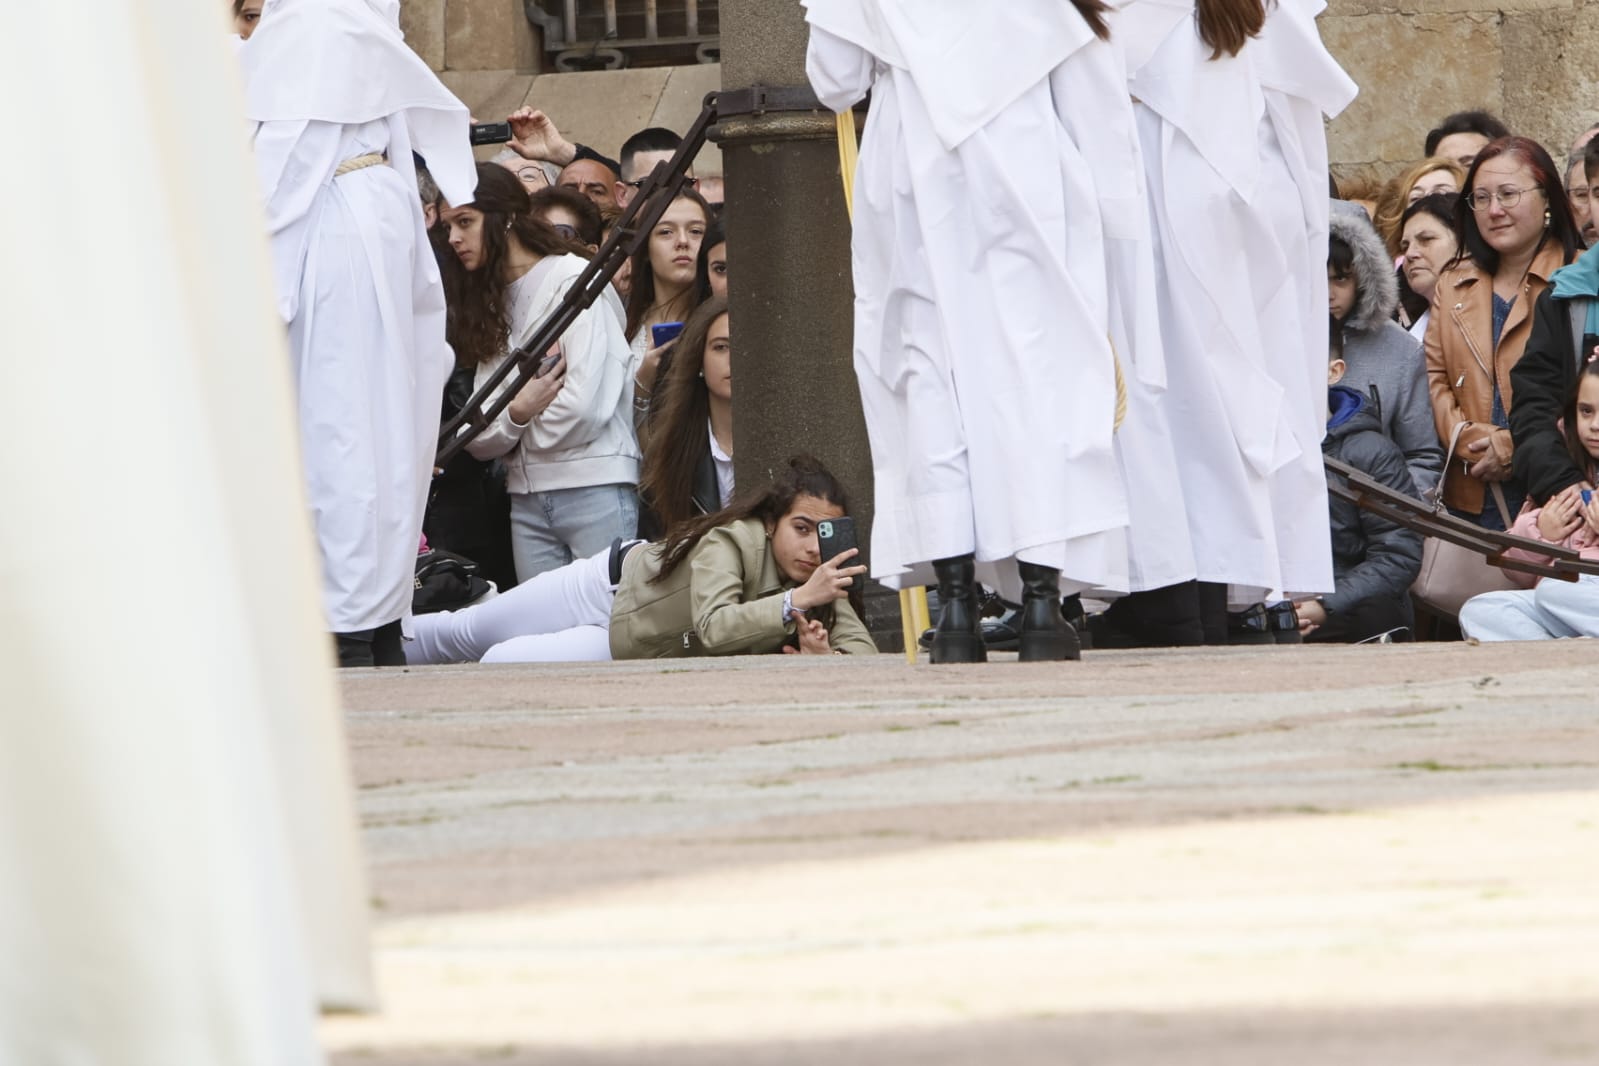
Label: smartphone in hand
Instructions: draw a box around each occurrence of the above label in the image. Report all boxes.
[816,517,859,587]
[535,349,563,378]
[651,322,685,348]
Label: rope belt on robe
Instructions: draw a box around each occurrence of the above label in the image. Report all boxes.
[333,152,386,177]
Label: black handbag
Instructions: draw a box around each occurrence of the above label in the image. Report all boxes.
[413,548,492,615]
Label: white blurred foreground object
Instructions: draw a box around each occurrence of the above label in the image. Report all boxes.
[0,3,373,1064]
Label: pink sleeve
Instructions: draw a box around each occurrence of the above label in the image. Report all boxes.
[1500,502,1552,589]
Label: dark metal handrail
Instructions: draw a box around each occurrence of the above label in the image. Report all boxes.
[1325,455,1599,581]
[435,92,720,468]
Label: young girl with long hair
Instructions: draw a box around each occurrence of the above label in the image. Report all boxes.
[625,186,713,409]
[1460,357,1599,638]
[638,296,732,538]
[441,162,641,582]
[405,455,876,662]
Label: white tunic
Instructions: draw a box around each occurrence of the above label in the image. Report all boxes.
[805,0,1131,600]
[1051,27,1197,594]
[243,0,476,633]
[1116,0,1355,601]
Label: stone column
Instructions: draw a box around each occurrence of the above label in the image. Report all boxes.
[715,1,899,645]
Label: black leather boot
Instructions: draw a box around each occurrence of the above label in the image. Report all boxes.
[929,555,986,663]
[1016,562,1082,662]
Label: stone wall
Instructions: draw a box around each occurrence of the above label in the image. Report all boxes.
[398,0,724,172]
[1323,0,1599,183]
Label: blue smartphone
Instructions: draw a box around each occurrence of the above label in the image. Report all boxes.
[1583,489,1593,506]
[651,322,685,348]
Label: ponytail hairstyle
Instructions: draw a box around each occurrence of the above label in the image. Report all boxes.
[1562,354,1599,474]
[650,453,863,620]
[442,162,585,366]
[1196,0,1268,59]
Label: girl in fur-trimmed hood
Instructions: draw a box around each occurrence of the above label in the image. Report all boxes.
[1329,210,1444,496]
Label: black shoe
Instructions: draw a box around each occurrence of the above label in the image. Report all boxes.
[920,594,1091,653]
[1016,563,1082,662]
[1267,602,1302,644]
[929,555,986,663]
[1227,603,1276,645]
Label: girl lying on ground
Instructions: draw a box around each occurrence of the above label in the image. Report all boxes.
[406,455,877,662]
[1460,356,1599,639]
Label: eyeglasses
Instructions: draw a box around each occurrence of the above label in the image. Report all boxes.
[1568,186,1593,206]
[1467,185,1542,212]
[550,223,580,240]
[516,167,549,186]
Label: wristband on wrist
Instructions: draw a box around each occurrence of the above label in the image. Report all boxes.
[782,588,806,624]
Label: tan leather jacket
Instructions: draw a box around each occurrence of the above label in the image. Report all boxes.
[608,518,878,658]
[1424,242,1565,514]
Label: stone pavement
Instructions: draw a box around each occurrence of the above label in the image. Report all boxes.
[325,641,1599,1064]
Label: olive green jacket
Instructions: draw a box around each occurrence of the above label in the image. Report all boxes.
[608,518,877,658]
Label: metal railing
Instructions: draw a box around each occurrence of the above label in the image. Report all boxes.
[435,93,719,468]
[525,0,719,70]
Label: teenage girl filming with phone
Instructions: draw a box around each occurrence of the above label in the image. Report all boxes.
[405,455,877,662]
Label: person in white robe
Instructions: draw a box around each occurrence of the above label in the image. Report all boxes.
[2,1,373,1061]
[241,0,477,665]
[804,0,1133,663]
[1114,0,1355,612]
[1051,9,1208,645]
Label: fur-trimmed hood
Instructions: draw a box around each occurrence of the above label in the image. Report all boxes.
[1329,210,1399,333]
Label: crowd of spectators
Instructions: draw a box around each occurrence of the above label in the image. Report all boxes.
[235,0,1599,655]
[416,97,1599,651]
[1325,110,1599,640]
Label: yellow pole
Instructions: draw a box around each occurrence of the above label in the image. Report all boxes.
[834,110,931,662]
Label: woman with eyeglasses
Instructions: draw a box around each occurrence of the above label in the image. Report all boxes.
[439,162,642,581]
[1424,135,1584,530]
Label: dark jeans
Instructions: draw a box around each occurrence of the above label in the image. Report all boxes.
[1305,593,1415,644]
[334,620,406,667]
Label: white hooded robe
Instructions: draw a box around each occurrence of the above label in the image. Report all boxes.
[804,0,1131,601]
[242,0,476,634]
[1115,0,1355,601]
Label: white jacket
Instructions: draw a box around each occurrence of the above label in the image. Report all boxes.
[467,253,641,494]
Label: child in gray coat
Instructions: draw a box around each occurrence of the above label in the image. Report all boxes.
[1328,211,1444,497]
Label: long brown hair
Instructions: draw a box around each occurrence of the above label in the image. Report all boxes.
[639,297,729,533]
[1196,0,1268,58]
[624,186,713,341]
[1071,0,1110,40]
[441,162,589,366]
[651,454,852,590]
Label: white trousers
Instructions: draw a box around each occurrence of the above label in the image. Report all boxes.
[1459,574,1599,641]
[406,547,616,663]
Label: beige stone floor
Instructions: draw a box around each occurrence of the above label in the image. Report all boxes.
[325,641,1599,1064]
